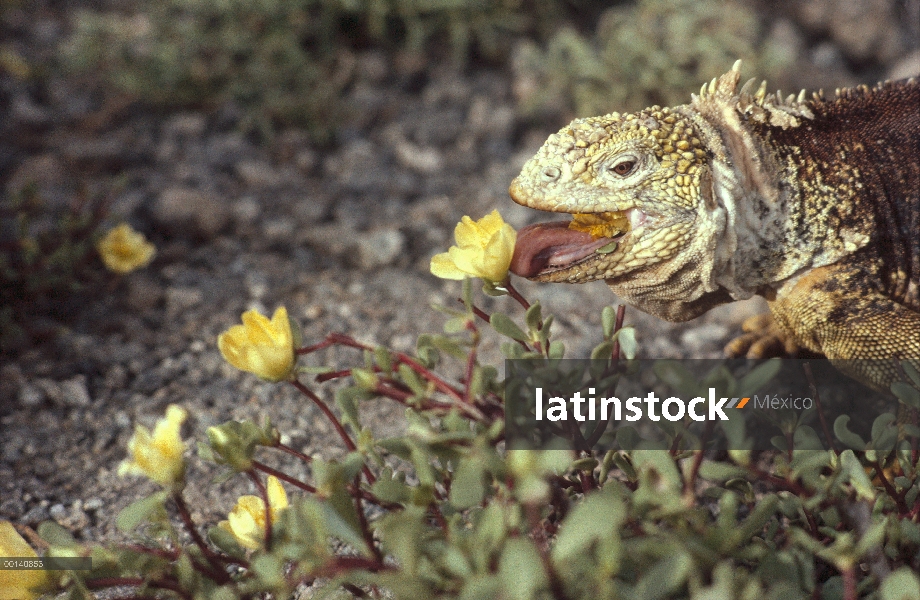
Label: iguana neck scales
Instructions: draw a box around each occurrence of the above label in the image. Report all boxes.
[509,61,919,389]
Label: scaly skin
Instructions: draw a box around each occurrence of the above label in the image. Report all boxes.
[509,61,919,391]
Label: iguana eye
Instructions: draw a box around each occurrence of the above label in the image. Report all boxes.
[610,160,636,176]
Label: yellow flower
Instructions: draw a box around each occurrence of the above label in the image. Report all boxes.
[218,307,296,382]
[218,475,289,550]
[0,521,53,599]
[96,223,156,274]
[118,405,187,487]
[430,209,517,283]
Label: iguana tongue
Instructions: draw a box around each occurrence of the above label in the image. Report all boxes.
[510,221,613,278]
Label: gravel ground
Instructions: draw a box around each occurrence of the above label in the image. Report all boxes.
[1,0,918,555]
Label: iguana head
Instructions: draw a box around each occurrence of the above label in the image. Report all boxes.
[507,62,841,321]
[508,104,734,319]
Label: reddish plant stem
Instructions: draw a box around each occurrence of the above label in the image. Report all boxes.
[461,298,530,351]
[296,339,335,355]
[684,420,715,499]
[504,279,531,311]
[464,322,479,405]
[505,279,547,353]
[290,379,376,485]
[318,555,394,576]
[467,302,492,324]
[746,467,814,498]
[247,470,273,551]
[353,477,384,563]
[171,492,228,581]
[584,305,627,449]
[252,459,317,494]
[525,503,571,600]
[376,379,483,421]
[842,565,857,600]
[611,304,626,360]
[119,543,179,561]
[870,459,908,515]
[803,362,838,455]
[342,583,369,598]
[274,442,313,465]
[430,501,449,532]
[316,368,352,382]
[327,333,466,403]
[347,484,404,511]
[578,470,594,493]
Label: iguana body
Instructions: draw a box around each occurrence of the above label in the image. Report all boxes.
[508,62,919,390]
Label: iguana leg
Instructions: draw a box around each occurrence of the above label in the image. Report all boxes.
[753,263,920,392]
[724,312,803,358]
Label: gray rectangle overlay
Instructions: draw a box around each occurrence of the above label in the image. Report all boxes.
[0,556,92,570]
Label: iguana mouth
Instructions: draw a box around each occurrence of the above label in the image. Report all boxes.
[510,209,644,278]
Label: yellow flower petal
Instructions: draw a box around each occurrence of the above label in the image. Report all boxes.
[429,252,467,280]
[220,476,288,550]
[266,475,289,512]
[118,405,187,487]
[453,215,480,248]
[429,210,517,283]
[218,307,296,382]
[96,223,156,274]
[0,522,53,599]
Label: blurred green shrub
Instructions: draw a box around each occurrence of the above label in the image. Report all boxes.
[43,280,920,599]
[61,0,546,139]
[62,0,799,136]
[512,0,797,119]
[62,1,342,140]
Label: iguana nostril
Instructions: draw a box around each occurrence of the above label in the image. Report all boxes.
[541,166,560,181]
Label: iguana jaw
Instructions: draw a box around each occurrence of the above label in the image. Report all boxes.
[509,206,668,283]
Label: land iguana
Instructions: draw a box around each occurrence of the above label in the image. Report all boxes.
[508,61,919,391]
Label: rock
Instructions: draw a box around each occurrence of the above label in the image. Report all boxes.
[356,50,389,83]
[163,113,207,138]
[301,223,357,257]
[324,140,389,193]
[232,196,262,225]
[32,378,61,405]
[50,501,90,530]
[204,132,248,170]
[244,272,268,300]
[125,274,165,312]
[10,93,51,127]
[83,498,104,512]
[680,324,731,354]
[356,228,406,270]
[798,0,906,63]
[59,375,91,407]
[466,96,515,140]
[18,383,44,407]
[235,159,284,187]
[262,219,295,243]
[22,503,50,524]
[165,286,204,315]
[393,138,443,174]
[153,187,230,238]
[295,149,318,173]
[1,363,26,404]
[889,50,920,81]
[6,154,66,193]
